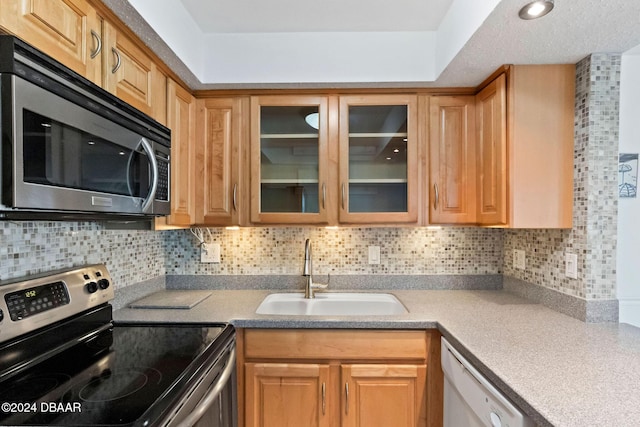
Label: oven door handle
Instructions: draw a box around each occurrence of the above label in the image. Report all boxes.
[138,137,158,214]
[180,345,236,427]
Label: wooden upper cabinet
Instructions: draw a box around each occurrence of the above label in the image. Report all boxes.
[195,97,247,226]
[505,65,575,228]
[250,95,331,224]
[251,94,419,225]
[476,74,507,225]
[472,65,575,228]
[0,0,102,85]
[428,96,476,224]
[165,80,196,226]
[339,95,419,224]
[102,20,167,124]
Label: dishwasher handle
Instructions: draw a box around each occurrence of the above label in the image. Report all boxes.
[180,345,236,427]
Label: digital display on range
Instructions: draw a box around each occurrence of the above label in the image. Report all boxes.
[4,281,70,321]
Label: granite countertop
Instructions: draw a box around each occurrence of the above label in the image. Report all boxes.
[114,289,640,427]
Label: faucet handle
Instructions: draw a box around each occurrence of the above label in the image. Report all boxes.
[312,273,330,290]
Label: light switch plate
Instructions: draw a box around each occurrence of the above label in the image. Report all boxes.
[565,252,578,279]
[368,246,381,265]
[513,249,526,270]
[201,243,221,263]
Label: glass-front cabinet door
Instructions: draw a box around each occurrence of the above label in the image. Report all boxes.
[338,95,418,223]
[250,96,329,223]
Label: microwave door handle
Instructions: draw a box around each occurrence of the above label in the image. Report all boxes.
[126,150,136,199]
[138,137,158,214]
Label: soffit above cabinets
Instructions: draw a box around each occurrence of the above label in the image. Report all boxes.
[106,0,640,89]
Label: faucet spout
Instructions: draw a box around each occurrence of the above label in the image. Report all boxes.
[302,239,328,298]
[303,238,312,277]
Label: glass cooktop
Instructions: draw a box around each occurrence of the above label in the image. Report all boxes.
[0,324,228,426]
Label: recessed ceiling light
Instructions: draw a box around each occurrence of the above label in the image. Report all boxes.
[518,0,554,20]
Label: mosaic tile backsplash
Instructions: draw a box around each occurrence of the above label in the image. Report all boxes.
[1,222,504,290]
[163,227,504,276]
[0,221,165,288]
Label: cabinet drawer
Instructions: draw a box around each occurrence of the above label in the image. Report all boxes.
[244,329,428,360]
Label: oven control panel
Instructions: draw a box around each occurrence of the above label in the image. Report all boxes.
[0,264,114,343]
[5,281,70,321]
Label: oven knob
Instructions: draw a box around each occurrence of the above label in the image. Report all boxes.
[98,278,110,290]
[86,282,98,293]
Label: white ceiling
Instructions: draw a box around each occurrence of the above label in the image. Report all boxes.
[180,0,453,33]
[109,0,640,89]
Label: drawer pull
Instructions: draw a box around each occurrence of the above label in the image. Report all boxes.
[322,382,326,415]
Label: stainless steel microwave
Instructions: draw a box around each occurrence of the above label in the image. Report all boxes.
[0,36,170,219]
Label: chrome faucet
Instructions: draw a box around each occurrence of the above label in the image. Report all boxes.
[303,239,329,298]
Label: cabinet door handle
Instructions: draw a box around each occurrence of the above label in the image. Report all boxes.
[90,30,102,59]
[111,47,122,74]
[345,382,349,414]
[341,183,346,210]
[322,382,326,415]
[433,183,439,210]
[232,183,238,212]
[322,182,326,210]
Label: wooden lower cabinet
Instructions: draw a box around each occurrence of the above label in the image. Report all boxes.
[342,364,427,427]
[245,363,331,427]
[238,329,441,427]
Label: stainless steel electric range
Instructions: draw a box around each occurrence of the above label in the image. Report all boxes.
[0,265,236,427]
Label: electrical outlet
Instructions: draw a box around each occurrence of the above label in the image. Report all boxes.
[565,252,578,279]
[368,246,381,265]
[201,243,221,263]
[513,249,526,270]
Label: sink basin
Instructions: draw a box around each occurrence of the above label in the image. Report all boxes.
[255,292,408,316]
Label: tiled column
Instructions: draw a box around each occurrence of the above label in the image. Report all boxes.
[576,54,620,300]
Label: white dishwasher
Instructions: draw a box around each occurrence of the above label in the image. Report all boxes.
[441,337,534,427]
